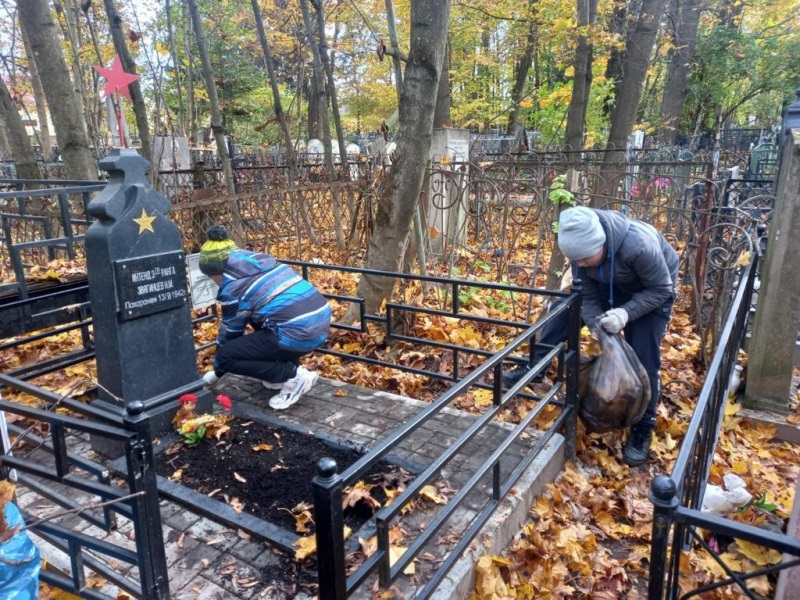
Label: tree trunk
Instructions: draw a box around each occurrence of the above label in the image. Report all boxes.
[17,0,97,182]
[341,0,451,322]
[0,116,10,157]
[187,0,235,196]
[564,0,598,155]
[506,2,537,140]
[77,0,107,146]
[659,0,701,144]
[602,1,628,117]
[306,78,321,141]
[165,0,186,137]
[103,0,152,165]
[314,2,348,183]
[300,0,340,247]
[56,2,100,152]
[0,76,43,181]
[20,25,51,160]
[251,0,295,181]
[603,0,668,161]
[183,2,197,141]
[433,41,451,128]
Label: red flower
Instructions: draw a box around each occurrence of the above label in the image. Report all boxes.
[216,394,233,411]
[179,393,198,405]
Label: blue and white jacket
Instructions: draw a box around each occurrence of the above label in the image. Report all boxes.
[215,250,331,353]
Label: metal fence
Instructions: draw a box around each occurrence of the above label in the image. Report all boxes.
[0,374,170,599]
[648,248,800,598]
[280,261,582,598]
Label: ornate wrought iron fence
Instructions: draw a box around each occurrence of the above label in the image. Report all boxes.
[647,249,800,599]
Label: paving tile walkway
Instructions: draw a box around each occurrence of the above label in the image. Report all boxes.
[15,373,564,599]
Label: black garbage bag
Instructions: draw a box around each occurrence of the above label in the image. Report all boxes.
[578,329,650,433]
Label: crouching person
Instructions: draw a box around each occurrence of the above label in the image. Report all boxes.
[557,206,678,466]
[199,225,332,410]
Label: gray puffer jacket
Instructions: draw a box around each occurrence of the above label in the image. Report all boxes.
[576,209,679,326]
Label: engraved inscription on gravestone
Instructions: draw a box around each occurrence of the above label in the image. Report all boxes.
[114,251,188,320]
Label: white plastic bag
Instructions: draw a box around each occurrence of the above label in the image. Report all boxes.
[701,474,752,515]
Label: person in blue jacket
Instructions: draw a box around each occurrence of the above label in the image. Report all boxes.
[504,206,678,466]
[199,225,332,410]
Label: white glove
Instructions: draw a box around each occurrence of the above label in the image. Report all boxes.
[202,370,220,386]
[599,308,628,334]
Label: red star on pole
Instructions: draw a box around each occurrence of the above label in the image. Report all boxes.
[93,55,139,101]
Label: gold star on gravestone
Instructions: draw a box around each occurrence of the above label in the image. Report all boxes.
[133,208,156,234]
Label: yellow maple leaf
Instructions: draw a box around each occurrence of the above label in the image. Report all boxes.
[734,250,751,267]
[388,546,415,575]
[294,526,351,559]
[725,402,741,416]
[420,485,446,504]
[474,555,511,598]
[293,535,317,560]
[733,540,784,566]
[342,481,381,511]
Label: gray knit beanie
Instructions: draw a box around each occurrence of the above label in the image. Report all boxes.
[557,207,606,261]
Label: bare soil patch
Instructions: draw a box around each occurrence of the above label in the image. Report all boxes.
[154,418,400,533]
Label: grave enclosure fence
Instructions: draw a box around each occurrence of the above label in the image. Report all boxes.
[648,247,800,599]
[0,149,778,598]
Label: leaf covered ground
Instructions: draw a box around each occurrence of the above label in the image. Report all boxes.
[3,235,799,599]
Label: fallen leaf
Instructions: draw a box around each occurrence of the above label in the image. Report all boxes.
[252,444,273,452]
[229,497,245,514]
[388,546,415,575]
[420,485,446,504]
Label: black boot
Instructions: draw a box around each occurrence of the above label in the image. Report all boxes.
[501,364,544,387]
[623,425,653,466]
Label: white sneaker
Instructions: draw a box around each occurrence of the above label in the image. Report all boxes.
[268,367,318,410]
[202,370,220,386]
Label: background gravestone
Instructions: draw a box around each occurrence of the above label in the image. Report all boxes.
[85,148,210,455]
[427,128,469,258]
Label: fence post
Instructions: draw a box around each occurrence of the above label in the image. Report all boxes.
[314,457,346,600]
[124,402,170,600]
[563,279,582,460]
[648,475,679,600]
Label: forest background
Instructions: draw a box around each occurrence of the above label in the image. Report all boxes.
[0,0,798,170]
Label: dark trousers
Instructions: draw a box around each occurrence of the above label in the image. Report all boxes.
[535,295,672,430]
[213,328,304,384]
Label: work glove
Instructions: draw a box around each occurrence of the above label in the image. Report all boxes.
[202,370,220,386]
[599,308,628,334]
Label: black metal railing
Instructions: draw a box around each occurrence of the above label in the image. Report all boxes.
[0,374,169,599]
[648,249,800,598]
[282,262,583,598]
[0,182,101,297]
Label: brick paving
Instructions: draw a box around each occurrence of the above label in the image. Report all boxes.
[15,374,565,599]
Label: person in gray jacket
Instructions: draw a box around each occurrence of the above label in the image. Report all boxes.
[557,206,679,466]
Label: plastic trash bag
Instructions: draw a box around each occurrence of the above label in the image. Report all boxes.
[702,474,752,515]
[0,501,40,599]
[578,329,650,432]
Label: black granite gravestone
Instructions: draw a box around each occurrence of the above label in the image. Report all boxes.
[86,149,210,455]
